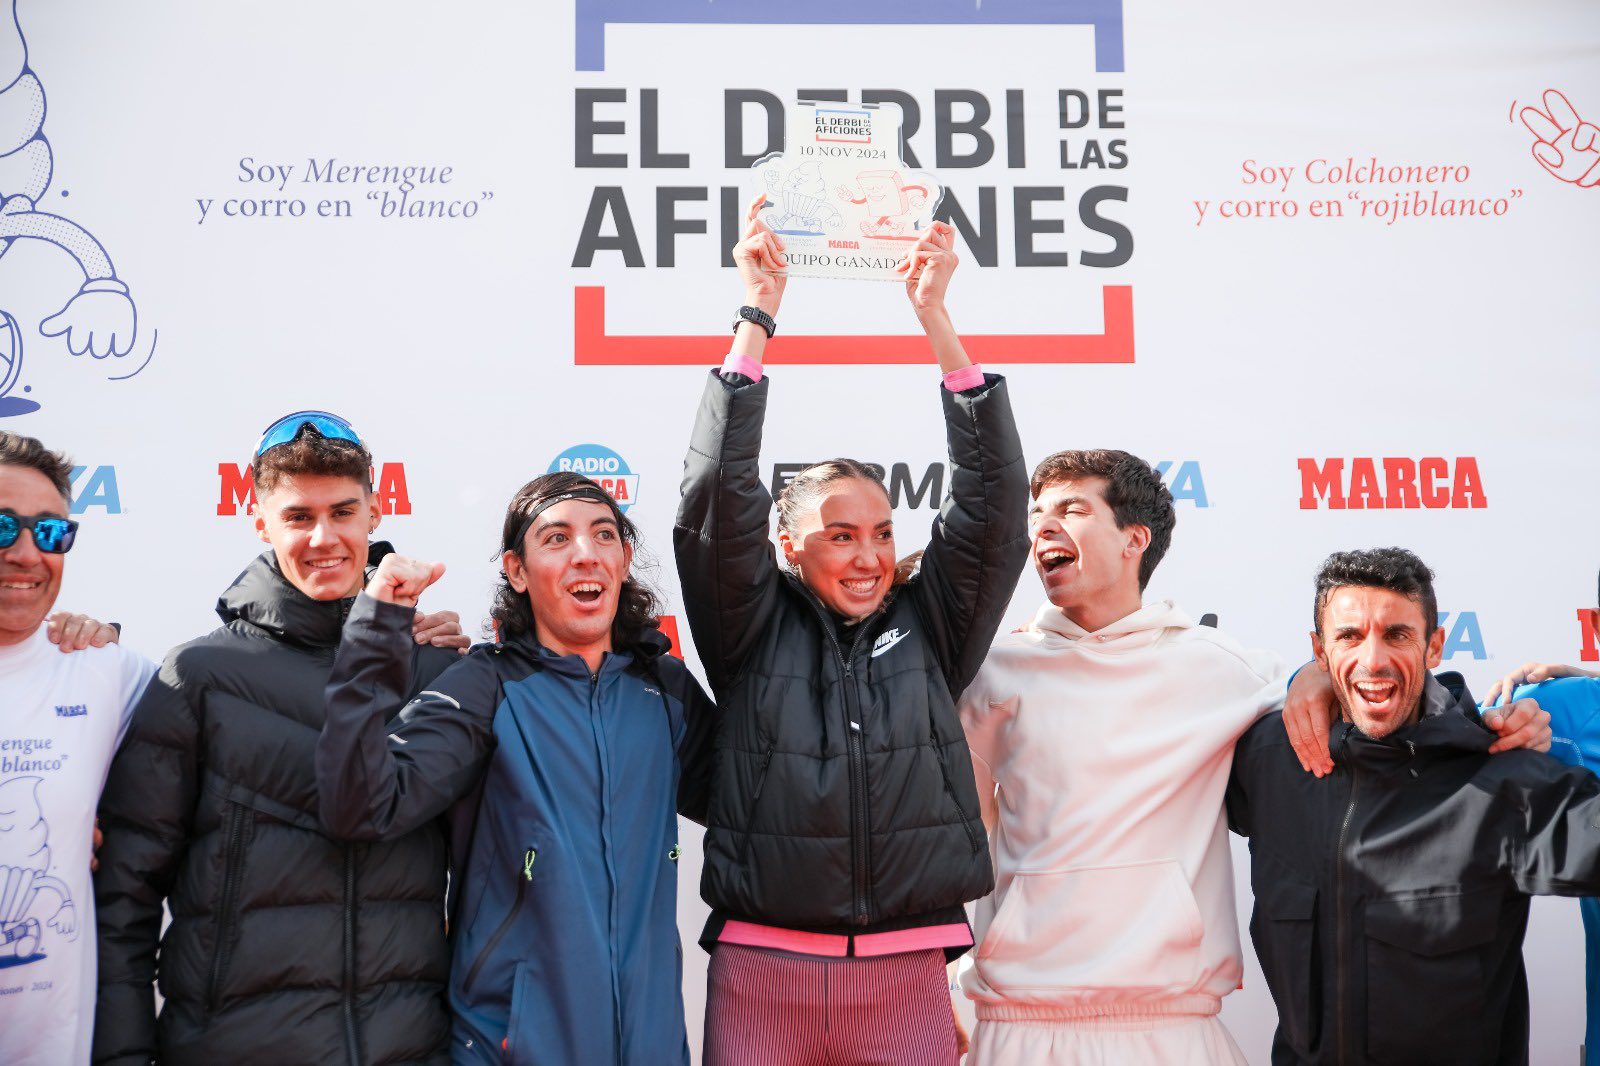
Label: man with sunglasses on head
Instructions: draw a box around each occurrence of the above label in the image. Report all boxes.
[92,411,469,1066]
[0,431,159,1066]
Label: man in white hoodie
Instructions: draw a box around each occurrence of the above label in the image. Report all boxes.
[956,449,1550,1064]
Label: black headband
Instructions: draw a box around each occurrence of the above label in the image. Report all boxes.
[506,486,618,551]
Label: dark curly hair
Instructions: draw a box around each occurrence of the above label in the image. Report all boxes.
[489,471,661,652]
[1030,449,1176,591]
[1313,547,1438,635]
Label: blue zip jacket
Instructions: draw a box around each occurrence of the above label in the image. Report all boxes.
[315,593,715,1065]
[1509,677,1600,1066]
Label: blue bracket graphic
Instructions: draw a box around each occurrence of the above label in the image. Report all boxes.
[575,0,1124,74]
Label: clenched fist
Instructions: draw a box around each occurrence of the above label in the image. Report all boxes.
[366,554,445,609]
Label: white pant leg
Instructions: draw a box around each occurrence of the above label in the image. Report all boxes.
[969,1015,1249,1066]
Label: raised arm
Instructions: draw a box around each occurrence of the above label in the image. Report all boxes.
[900,225,1030,695]
[673,196,789,692]
[316,556,499,842]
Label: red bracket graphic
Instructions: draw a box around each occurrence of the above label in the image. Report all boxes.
[573,285,1135,365]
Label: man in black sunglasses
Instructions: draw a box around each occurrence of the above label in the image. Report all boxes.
[0,430,159,1066]
[92,412,468,1066]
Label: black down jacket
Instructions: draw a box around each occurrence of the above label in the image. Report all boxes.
[92,547,459,1066]
[674,370,1029,941]
[1228,673,1600,1066]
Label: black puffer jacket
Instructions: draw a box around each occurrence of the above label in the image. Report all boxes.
[1228,673,1600,1065]
[674,371,1029,941]
[93,547,458,1066]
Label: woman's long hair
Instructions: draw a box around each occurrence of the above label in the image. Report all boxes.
[489,472,661,653]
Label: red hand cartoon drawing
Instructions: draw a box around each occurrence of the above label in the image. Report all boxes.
[1519,89,1600,187]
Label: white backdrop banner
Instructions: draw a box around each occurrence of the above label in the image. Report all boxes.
[3,1,1597,1061]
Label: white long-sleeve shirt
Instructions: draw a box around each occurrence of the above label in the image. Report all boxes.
[958,600,1285,1022]
[0,628,153,1066]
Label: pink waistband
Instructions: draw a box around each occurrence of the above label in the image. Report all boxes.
[719,919,973,959]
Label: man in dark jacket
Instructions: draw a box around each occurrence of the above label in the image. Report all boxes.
[1228,546,1600,1066]
[92,412,467,1066]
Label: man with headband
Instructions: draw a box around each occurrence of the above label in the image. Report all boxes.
[92,411,469,1066]
[315,471,715,1064]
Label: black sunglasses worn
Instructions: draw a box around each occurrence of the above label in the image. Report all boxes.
[0,511,79,554]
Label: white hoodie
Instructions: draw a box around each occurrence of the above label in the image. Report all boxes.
[958,600,1287,1022]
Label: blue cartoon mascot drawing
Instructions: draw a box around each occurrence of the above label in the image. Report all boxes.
[0,777,76,966]
[0,0,151,416]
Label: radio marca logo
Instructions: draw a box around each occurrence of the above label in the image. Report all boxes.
[549,444,640,512]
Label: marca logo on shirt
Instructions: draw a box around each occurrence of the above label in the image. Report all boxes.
[1579,609,1598,663]
[1154,461,1209,508]
[1297,457,1487,510]
[53,704,87,718]
[872,627,910,658]
[216,463,413,516]
[1437,611,1487,661]
[69,466,121,515]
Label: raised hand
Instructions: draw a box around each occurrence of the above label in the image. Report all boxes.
[733,194,787,312]
[366,554,445,609]
[1519,90,1600,187]
[896,221,959,316]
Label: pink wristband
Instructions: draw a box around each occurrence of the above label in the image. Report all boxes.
[943,364,984,392]
[720,353,764,383]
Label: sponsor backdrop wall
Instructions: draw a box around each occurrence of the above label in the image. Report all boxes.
[5,0,1597,1060]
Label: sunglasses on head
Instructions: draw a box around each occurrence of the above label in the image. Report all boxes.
[0,511,78,554]
[254,410,364,459]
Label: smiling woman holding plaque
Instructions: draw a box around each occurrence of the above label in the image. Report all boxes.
[673,197,1030,1064]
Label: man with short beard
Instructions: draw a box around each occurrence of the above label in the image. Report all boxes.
[92,412,468,1066]
[1228,547,1600,1065]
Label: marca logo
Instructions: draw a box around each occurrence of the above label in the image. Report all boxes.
[54,704,87,718]
[549,444,639,513]
[1297,457,1486,510]
[69,465,122,515]
[1154,461,1209,508]
[1579,609,1598,663]
[1436,610,1487,661]
[215,463,413,516]
[574,0,1126,73]
[770,462,946,510]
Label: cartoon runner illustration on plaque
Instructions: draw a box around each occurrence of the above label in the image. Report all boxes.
[747,100,942,281]
[0,0,154,417]
[0,777,77,967]
[834,169,931,240]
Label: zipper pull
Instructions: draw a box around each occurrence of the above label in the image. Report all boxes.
[523,849,536,880]
[668,845,682,863]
